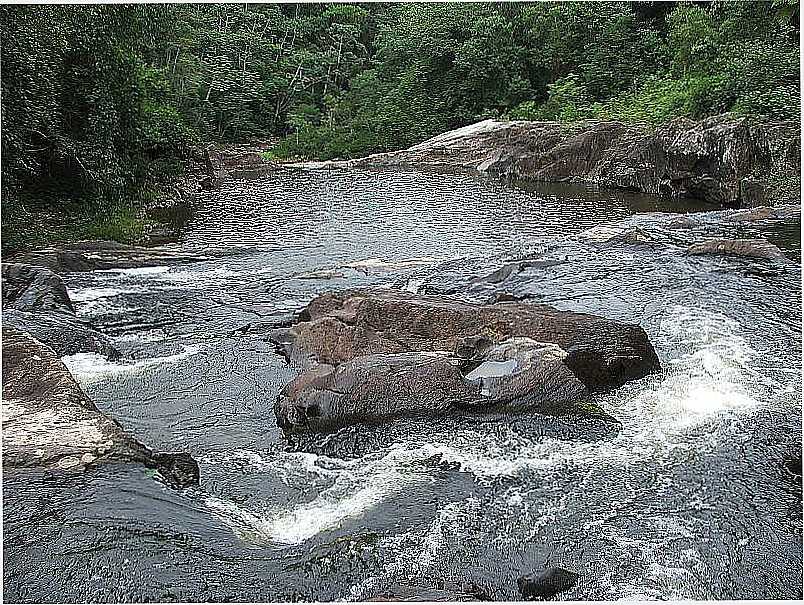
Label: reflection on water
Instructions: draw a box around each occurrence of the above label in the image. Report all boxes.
[3,169,801,602]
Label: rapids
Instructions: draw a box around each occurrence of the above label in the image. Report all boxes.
[3,168,801,601]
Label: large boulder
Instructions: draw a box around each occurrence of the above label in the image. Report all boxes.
[2,327,198,487]
[2,262,74,312]
[275,339,591,430]
[2,263,118,358]
[9,240,203,274]
[271,289,661,391]
[270,289,660,431]
[318,116,799,207]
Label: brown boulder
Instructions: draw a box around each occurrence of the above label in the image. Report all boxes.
[686,238,791,261]
[272,289,661,393]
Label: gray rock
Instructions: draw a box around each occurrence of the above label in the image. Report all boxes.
[2,262,118,358]
[2,309,119,359]
[2,327,198,487]
[276,339,594,430]
[329,116,799,207]
[2,262,74,313]
[9,240,203,273]
[686,238,791,261]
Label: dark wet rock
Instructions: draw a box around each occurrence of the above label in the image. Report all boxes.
[2,262,74,313]
[3,309,120,359]
[471,259,565,285]
[785,453,802,477]
[2,262,119,358]
[271,289,661,392]
[276,339,593,430]
[276,352,481,430]
[686,238,791,261]
[9,240,204,273]
[332,116,799,207]
[518,567,578,600]
[2,327,198,487]
[368,583,488,602]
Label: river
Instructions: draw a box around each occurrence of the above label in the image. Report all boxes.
[3,168,802,601]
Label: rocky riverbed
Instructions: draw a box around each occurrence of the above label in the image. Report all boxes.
[2,163,801,601]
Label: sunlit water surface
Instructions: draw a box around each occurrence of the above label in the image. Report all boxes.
[3,168,802,601]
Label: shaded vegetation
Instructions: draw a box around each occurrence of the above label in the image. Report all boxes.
[1,1,799,253]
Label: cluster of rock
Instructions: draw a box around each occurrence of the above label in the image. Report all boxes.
[2,247,199,487]
[269,289,661,431]
[319,115,799,207]
[2,262,119,358]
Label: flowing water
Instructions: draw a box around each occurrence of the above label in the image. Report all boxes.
[3,168,802,602]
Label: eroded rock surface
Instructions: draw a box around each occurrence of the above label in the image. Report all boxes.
[270,289,659,430]
[272,289,661,390]
[686,238,791,261]
[319,116,799,207]
[9,240,203,273]
[2,263,118,358]
[2,327,198,487]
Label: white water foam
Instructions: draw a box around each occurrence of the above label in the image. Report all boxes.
[62,345,201,385]
[201,447,435,546]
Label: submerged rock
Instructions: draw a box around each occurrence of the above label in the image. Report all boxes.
[518,567,578,600]
[2,327,198,487]
[9,240,203,273]
[686,238,790,261]
[2,263,119,358]
[335,116,799,207]
[270,289,659,430]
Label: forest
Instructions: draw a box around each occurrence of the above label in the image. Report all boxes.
[0,1,800,253]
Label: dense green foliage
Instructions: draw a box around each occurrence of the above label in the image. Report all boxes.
[1,1,799,252]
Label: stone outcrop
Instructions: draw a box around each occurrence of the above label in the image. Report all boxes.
[270,289,660,430]
[2,263,118,358]
[686,238,791,261]
[2,327,199,487]
[319,116,799,207]
[8,240,203,274]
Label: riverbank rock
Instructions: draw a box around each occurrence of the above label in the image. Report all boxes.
[270,289,659,430]
[329,116,799,207]
[9,240,203,273]
[2,263,119,358]
[517,567,578,600]
[2,327,199,487]
[686,238,791,261]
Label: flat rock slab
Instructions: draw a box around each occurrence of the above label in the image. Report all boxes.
[271,289,661,392]
[9,240,204,273]
[2,327,198,487]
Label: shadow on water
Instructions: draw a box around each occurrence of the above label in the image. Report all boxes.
[3,168,802,602]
